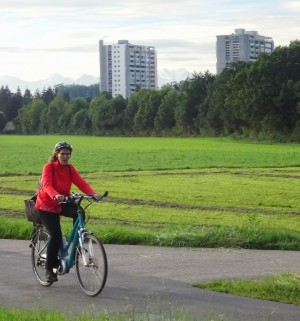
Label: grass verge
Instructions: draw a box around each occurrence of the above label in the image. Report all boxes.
[1,217,300,250]
[0,306,218,321]
[193,272,300,306]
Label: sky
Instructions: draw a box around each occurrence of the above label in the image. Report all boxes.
[1,0,300,81]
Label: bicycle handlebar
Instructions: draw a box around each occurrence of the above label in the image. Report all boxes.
[63,191,109,203]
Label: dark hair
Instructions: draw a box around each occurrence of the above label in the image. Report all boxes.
[49,151,59,162]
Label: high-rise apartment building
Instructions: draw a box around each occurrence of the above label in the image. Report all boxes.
[216,28,274,74]
[99,40,157,98]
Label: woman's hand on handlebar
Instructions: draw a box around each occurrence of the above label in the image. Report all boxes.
[54,194,65,202]
[92,194,102,202]
[93,191,109,202]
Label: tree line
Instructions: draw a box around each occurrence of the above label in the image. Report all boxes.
[1,40,300,141]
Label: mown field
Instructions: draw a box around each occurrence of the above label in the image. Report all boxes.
[1,135,300,250]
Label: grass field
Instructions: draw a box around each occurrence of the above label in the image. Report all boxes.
[2,135,300,174]
[1,135,300,249]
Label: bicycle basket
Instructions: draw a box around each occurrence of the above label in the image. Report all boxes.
[24,195,42,225]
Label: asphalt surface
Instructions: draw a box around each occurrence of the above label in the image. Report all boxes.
[1,239,300,321]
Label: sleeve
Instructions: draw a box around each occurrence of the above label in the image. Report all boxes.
[70,165,96,194]
[41,163,59,199]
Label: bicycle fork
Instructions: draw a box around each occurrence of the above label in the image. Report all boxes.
[78,228,92,266]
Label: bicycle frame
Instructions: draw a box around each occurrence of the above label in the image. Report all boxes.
[31,205,89,274]
[58,207,89,273]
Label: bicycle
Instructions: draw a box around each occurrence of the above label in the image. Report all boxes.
[28,192,108,297]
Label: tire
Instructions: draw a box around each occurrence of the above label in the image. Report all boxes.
[31,226,52,286]
[75,234,107,296]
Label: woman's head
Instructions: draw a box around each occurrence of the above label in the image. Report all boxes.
[49,141,73,164]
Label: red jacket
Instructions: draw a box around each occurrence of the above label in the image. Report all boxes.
[35,161,95,213]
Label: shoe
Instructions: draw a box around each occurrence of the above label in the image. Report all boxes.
[46,269,58,282]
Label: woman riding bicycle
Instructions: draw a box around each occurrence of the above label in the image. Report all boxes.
[35,141,101,282]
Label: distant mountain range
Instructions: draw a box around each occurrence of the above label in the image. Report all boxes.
[0,68,193,93]
[158,68,193,86]
[0,74,99,93]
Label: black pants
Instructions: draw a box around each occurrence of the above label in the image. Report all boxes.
[38,202,78,270]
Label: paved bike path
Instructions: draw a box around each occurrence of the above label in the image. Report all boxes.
[1,239,300,321]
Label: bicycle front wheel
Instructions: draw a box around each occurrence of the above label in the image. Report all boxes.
[75,234,107,296]
[31,226,52,286]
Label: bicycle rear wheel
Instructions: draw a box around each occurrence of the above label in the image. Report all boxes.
[75,234,107,296]
[31,226,52,286]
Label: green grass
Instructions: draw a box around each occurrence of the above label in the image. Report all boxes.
[0,307,186,321]
[1,135,300,175]
[1,135,300,249]
[0,306,225,321]
[194,272,300,306]
[0,308,113,321]
[1,167,300,249]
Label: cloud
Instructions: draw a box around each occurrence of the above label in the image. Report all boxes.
[280,1,300,12]
[1,0,300,81]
